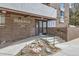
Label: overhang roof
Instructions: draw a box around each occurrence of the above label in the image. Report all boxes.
[0,3,57,19]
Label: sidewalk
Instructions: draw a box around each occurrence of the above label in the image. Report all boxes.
[53,38,79,56]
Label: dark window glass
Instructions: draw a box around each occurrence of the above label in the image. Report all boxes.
[60,11,64,17]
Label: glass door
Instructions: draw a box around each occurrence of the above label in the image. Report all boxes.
[38,21,43,35]
[35,20,47,35]
[42,21,47,35]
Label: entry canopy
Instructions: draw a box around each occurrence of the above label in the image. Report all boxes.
[0,3,57,19]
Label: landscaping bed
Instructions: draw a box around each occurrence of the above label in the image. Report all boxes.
[18,38,61,56]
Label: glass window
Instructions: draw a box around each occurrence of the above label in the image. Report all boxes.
[60,11,64,16]
[60,3,65,9]
[60,3,65,12]
[60,11,64,22]
[60,13,64,22]
[43,22,46,28]
[0,14,5,26]
[39,21,42,28]
[48,20,56,27]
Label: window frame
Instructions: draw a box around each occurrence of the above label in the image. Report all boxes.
[0,13,5,26]
[47,20,56,27]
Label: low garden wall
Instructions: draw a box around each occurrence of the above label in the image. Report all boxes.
[67,27,79,41]
[47,27,67,41]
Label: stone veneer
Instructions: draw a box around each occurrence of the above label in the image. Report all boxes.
[0,12,36,44]
[47,27,67,41]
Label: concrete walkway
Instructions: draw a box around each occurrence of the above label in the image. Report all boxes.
[1,36,79,56]
[0,37,36,56]
[53,38,79,56]
[0,36,64,56]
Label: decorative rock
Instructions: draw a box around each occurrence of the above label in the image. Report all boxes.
[45,48,52,53]
[1,40,6,44]
[30,47,42,54]
[38,42,44,47]
[20,38,60,56]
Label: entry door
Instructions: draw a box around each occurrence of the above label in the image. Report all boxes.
[38,20,47,35]
[42,21,47,35]
[38,21,42,35]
